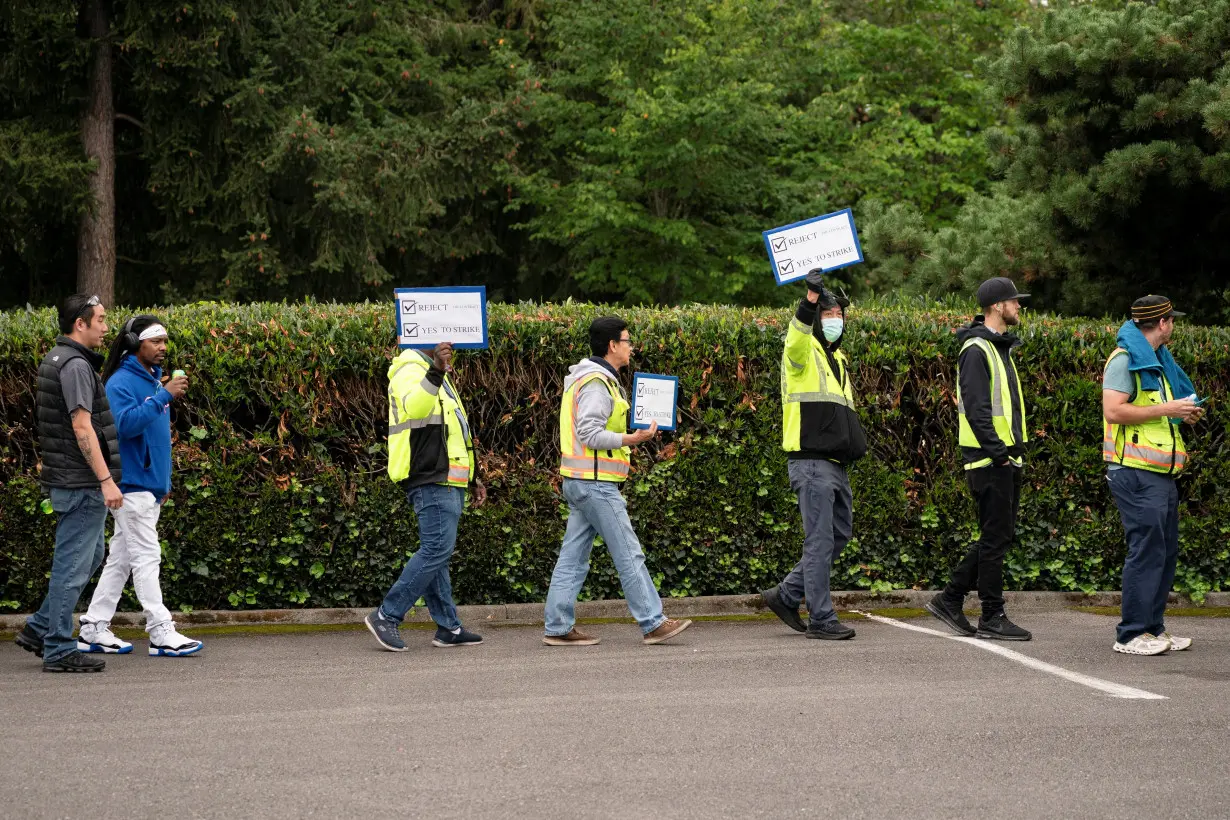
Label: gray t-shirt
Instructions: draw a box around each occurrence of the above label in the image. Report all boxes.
[1102,353,1135,400]
[1102,353,1135,471]
[60,358,98,417]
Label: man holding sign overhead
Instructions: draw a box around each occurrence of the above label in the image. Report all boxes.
[543,317,692,647]
[761,270,867,641]
[365,331,487,653]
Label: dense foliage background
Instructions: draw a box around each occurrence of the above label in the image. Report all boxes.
[2,0,1034,308]
[2,300,1227,613]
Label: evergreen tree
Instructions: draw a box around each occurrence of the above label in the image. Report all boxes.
[868,0,1230,320]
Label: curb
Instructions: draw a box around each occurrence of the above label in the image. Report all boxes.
[2,590,1226,631]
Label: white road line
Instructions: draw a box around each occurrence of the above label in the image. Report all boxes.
[851,610,1168,701]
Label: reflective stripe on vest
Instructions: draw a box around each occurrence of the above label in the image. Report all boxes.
[559,372,631,482]
[957,336,1027,471]
[1101,349,1187,474]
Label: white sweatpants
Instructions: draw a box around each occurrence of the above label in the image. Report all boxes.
[81,491,173,633]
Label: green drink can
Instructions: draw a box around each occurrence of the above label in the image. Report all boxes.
[40,498,53,515]
[172,369,186,379]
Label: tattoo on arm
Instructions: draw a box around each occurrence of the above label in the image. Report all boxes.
[72,413,109,480]
[76,430,97,463]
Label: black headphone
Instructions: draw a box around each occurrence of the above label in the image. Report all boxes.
[121,317,140,352]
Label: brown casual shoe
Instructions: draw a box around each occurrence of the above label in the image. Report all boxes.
[643,618,692,645]
[542,628,601,647]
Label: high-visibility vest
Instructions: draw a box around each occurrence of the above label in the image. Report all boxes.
[780,315,855,452]
[957,336,1027,470]
[559,371,631,482]
[1102,348,1187,474]
[387,350,474,488]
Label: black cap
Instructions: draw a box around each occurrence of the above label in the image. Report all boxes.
[977,277,1030,308]
[1131,295,1184,322]
[816,286,850,310]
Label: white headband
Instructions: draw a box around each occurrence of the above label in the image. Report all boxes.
[138,324,168,341]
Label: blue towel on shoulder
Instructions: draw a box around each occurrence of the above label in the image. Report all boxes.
[1115,320,1195,402]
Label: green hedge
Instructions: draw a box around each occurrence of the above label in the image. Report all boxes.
[1,301,1227,613]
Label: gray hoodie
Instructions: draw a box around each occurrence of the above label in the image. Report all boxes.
[564,357,626,452]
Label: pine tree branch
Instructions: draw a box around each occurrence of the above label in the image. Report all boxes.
[115,113,147,132]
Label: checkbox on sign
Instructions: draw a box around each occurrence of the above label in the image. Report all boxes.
[402,300,417,315]
[771,237,788,253]
[636,383,646,397]
[778,259,794,276]
[403,323,419,338]
[635,406,645,419]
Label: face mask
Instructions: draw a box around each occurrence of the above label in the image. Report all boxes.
[821,317,844,342]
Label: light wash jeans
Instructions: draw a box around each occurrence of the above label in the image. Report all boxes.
[25,487,108,662]
[81,491,174,634]
[544,479,666,636]
[380,483,463,630]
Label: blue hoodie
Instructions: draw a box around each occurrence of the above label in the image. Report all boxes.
[105,354,175,498]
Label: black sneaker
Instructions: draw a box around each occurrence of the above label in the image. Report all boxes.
[976,613,1032,641]
[15,624,44,658]
[760,587,806,633]
[364,609,407,652]
[925,593,975,637]
[43,650,106,673]
[432,626,483,647]
[806,620,856,640]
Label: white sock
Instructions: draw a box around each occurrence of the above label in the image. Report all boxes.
[451,627,461,635]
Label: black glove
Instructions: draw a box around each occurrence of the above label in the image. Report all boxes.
[805,268,825,294]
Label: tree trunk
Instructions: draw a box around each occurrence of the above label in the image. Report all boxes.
[77,0,116,306]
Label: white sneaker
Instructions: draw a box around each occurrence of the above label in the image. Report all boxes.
[148,624,203,657]
[77,621,133,654]
[1113,633,1170,656]
[1158,632,1192,651]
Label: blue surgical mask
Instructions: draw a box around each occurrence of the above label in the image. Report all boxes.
[821,317,844,342]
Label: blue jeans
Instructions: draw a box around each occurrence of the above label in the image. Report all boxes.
[544,479,666,636]
[379,484,463,630]
[26,488,109,663]
[1109,468,1179,644]
[777,459,853,628]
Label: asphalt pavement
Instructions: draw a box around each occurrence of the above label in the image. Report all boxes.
[2,610,1228,820]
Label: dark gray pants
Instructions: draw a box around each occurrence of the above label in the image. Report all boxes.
[777,459,853,627]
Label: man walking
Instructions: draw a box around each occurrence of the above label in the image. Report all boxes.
[1103,296,1201,656]
[760,270,867,640]
[365,341,486,652]
[543,316,692,646]
[15,294,123,672]
[927,277,1031,641]
[76,315,202,657]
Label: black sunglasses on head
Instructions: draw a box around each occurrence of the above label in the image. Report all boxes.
[72,295,101,323]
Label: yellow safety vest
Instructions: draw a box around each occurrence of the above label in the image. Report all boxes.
[386,350,475,488]
[1102,348,1187,474]
[780,315,855,452]
[957,336,1027,470]
[559,372,631,482]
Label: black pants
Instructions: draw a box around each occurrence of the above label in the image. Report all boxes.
[943,465,1023,618]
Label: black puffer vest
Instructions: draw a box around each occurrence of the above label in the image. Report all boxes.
[36,338,122,489]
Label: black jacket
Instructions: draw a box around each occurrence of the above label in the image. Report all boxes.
[956,318,1025,467]
[36,338,122,489]
[790,298,868,464]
